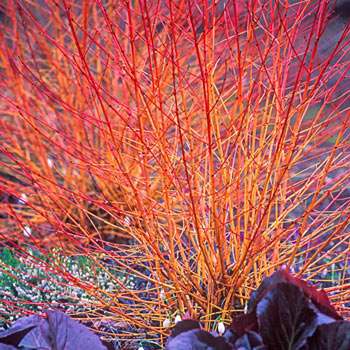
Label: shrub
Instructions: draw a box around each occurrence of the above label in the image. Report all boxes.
[0,0,350,345]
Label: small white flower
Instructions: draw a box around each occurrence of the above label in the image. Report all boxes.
[23,224,32,237]
[218,321,225,335]
[160,289,165,300]
[281,264,287,270]
[174,314,182,324]
[123,216,131,227]
[47,158,53,168]
[244,303,248,313]
[19,194,27,204]
[138,345,144,350]
[163,318,170,327]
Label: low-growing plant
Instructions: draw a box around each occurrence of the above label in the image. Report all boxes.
[0,247,117,329]
[0,0,350,346]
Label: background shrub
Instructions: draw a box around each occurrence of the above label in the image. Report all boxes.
[0,0,350,345]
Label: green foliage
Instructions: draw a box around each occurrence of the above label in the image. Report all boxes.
[0,247,115,330]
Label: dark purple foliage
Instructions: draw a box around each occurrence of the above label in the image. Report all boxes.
[165,320,232,350]
[0,310,107,350]
[306,321,350,350]
[165,271,350,350]
[0,345,17,350]
[247,270,341,320]
[232,331,266,350]
[256,283,317,350]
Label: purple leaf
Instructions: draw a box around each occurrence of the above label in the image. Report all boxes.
[248,270,341,321]
[227,310,258,337]
[306,321,350,349]
[21,310,107,350]
[0,314,42,347]
[0,310,107,350]
[233,331,267,350]
[166,320,233,350]
[0,345,18,350]
[257,283,317,350]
